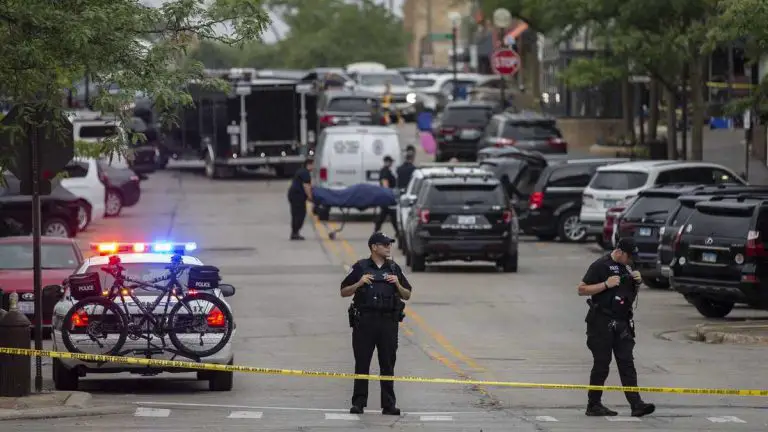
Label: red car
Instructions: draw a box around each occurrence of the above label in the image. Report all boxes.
[0,236,84,327]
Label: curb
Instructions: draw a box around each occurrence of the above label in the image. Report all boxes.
[687,323,768,345]
[63,391,92,409]
[0,404,133,421]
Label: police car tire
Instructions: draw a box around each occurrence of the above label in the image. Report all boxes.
[52,358,79,391]
[61,298,129,356]
[208,359,234,391]
[168,292,234,358]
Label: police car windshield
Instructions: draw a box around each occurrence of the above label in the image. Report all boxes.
[0,244,79,270]
[427,184,505,206]
[85,263,193,294]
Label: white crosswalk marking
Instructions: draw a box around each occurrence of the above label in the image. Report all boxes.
[227,411,263,419]
[708,416,747,423]
[419,415,453,421]
[134,407,170,417]
[324,413,360,420]
[606,416,641,422]
[534,416,558,422]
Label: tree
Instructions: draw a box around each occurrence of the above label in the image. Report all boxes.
[0,0,271,173]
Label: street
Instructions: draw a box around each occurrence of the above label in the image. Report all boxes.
[4,133,768,432]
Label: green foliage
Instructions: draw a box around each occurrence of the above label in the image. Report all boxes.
[557,57,623,89]
[0,0,270,173]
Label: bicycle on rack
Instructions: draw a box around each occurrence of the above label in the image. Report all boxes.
[60,253,234,360]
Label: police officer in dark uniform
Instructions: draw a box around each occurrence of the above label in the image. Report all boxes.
[340,232,412,415]
[286,158,314,240]
[374,156,398,235]
[396,146,416,191]
[578,238,655,417]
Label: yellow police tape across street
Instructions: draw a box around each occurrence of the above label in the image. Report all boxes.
[1,347,767,397]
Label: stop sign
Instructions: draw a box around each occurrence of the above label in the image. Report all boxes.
[491,49,521,76]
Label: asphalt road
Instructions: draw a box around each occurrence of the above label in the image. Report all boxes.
[6,125,768,431]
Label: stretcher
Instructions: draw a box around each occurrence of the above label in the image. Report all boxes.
[312,184,397,239]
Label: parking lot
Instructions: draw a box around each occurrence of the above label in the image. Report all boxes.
[4,125,767,431]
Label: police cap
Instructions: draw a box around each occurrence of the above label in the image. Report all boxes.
[616,237,639,258]
[368,232,395,247]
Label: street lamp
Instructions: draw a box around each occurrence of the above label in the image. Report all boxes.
[448,11,461,101]
[493,8,511,109]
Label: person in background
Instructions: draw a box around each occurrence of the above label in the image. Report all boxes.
[287,158,314,240]
[374,155,398,235]
[396,146,416,192]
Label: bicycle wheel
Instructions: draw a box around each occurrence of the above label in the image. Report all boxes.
[61,297,128,356]
[168,292,234,358]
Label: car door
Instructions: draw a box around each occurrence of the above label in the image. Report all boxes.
[546,165,594,215]
[0,174,31,232]
[60,161,90,201]
[362,132,400,185]
[324,131,364,188]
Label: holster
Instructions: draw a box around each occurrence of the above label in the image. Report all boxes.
[396,300,406,322]
[585,299,597,323]
[348,304,359,328]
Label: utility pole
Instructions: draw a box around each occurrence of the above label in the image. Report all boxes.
[426,0,433,67]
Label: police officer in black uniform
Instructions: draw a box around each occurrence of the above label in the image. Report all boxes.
[373,156,399,235]
[396,146,416,191]
[286,158,314,240]
[578,238,655,417]
[340,232,412,415]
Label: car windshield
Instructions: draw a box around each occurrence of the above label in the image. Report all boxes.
[359,73,407,86]
[327,97,371,112]
[590,171,648,190]
[0,244,79,269]
[427,184,505,206]
[624,196,678,220]
[84,263,195,295]
[501,122,561,140]
[442,107,493,125]
[78,125,119,139]
[686,210,752,238]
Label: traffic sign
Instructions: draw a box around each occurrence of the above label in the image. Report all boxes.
[0,104,74,195]
[491,49,521,76]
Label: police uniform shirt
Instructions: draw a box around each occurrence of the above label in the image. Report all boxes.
[396,162,416,190]
[379,167,396,190]
[582,254,637,315]
[341,258,413,305]
[288,167,312,201]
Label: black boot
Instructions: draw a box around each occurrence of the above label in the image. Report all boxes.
[350,405,364,414]
[585,403,618,416]
[382,407,401,416]
[631,402,655,417]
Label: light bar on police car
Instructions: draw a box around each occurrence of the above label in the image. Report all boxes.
[90,242,198,255]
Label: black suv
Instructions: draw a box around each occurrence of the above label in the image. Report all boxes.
[670,194,768,318]
[316,89,379,134]
[433,101,497,162]
[520,158,628,242]
[404,175,518,273]
[479,110,566,155]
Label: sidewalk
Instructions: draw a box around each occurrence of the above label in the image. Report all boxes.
[688,322,768,346]
[0,390,131,421]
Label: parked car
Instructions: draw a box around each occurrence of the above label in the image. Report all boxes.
[404,173,518,272]
[60,159,106,232]
[580,161,746,241]
[98,161,142,216]
[0,236,84,329]
[601,200,635,250]
[315,89,381,136]
[670,193,768,318]
[0,173,80,238]
[478,110,567,155]
[433,101,497,162]
[519,158,629,242]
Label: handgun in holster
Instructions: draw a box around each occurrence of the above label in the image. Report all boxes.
[348,303,359,328]
[396,300,406,322]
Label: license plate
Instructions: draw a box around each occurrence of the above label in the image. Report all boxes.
[18,301,34,314]
[602,200,618,208]
[457,216,476,225]
[701,252,717,263]
[638,227,652,236]
[367,170,379,181]
[460,130,478,139]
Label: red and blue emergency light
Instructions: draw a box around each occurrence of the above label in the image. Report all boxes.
[90,242,198,255]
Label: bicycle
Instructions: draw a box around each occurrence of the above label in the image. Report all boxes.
[60,253,234,360]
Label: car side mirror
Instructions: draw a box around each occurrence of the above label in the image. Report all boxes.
[219,283,236,298]
[43,284,64,300]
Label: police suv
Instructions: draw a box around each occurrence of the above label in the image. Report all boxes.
[49,242,237,392]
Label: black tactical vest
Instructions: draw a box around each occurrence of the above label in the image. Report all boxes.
[355,260,399,311]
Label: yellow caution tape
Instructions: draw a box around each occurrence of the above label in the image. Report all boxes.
[706,81,755,90]
[1,347,766,397]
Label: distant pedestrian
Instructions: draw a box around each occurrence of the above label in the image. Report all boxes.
[374,155,398,235]
[396,146,416,191]
[287,158,314,240]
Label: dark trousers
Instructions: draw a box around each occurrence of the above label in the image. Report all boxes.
[289,198,306,235]
[352,312,399,409]
[586,315,642,406]
[374,206,398,235]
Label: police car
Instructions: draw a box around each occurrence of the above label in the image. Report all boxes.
[50,242,237,392]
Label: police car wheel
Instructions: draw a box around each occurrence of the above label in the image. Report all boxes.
[208,359,234,391]
[52,358,79,391]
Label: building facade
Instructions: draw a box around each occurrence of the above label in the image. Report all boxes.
[402,0,473,67]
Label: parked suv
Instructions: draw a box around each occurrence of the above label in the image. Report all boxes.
[669,194,768,318]
[433,101,496,162]
[520,158,628,242]
[316,89,379,135]
[404,175,518,272]
[479,110,566,155]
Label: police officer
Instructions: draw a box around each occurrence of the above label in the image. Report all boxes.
[286,158,314,240]
[396,146,416,191]
[374,155,398,235]
[340,232,412,415]
[578,238,655,417]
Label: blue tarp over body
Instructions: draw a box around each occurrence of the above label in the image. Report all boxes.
[312,184,396,210]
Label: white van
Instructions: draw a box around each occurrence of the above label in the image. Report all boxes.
[313,125,402,190]
[579,160,746,236]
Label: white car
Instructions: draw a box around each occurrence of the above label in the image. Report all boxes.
[60,159,106,231]
[396,164,492,258]
[50,242,236,392]
[580,160,746,238]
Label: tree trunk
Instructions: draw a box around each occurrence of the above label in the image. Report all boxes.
[690,53,705,161]
[622,78,635,141]
[665,86,678,159]
[648,79,660,140]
